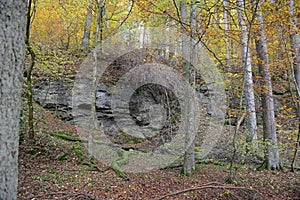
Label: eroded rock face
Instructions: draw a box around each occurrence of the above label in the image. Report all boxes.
[33,77,288,139]
[33,80,180,140]
[33,80,73,121]
[33,80,112,122]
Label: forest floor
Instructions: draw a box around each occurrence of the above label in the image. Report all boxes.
[18,108,300,200]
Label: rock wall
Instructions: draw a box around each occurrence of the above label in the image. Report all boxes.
[33,80,183,139]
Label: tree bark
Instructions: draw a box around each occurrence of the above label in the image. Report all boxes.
[0,0,27,199]
[223,0,231,71]
[237,0,258,143]
[180,1,196,176]
[94,0,105,47]
[288,0,300,172]
[255,1,280,170]
[82,0,93,51]
[25,0,36,140]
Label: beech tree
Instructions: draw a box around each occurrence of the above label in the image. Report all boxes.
[0,0,27,199]
[180,0,197,176]
[288,0,300,171]
[237,0,258,143]
[82,0,94,51]
[94,0,105,46]
[255,0,280,170]
[223,0,231,71]
[25,0,36,140]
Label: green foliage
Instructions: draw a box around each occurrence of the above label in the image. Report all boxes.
[256,161,267,171]
[58,152,69,161]
[71,142,84,164]
[51,131,82,142]
[26,149,37,156]
[180,167,193,177]
[110,150,130,181]
[195,163,206,170]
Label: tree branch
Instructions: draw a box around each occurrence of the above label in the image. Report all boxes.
[155,182,261,200]
[111,0,135,35]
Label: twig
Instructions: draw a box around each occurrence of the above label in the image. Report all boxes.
[172,0,181,23]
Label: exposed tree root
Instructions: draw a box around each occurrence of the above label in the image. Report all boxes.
[110,150,130,181]
[257,161,283,171]
[50,131,130,180]
[50,132,84,142]
[50,132,117,148]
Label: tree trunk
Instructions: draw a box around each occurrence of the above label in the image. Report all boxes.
[255,1,280,170]
[0,1,27,199]
[88,45,100,159]
[288,0,300,171]
[237,0,258,143]
[82,0,93,51]
[94,0,105,47]
[25,0,35,140]
[181,1,196,176]
[223,0,231,71]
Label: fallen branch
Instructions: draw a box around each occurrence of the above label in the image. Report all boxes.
[160,158,227,170]
[155,182,260,200]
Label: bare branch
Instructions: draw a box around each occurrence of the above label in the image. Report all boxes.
[155,182,261,200]
[111,0,135,35]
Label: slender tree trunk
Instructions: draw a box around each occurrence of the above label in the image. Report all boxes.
[189,1,197,172]
[181,1,196,176]
[288,0,300,171]
[255,1,280,170]
[0,1,27,199]
[94,0,105,46]
[82,0,93,51]
[88,51,98,159]
[25,0,36,140]
[237,0,258,143]
[223,0,231,71]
